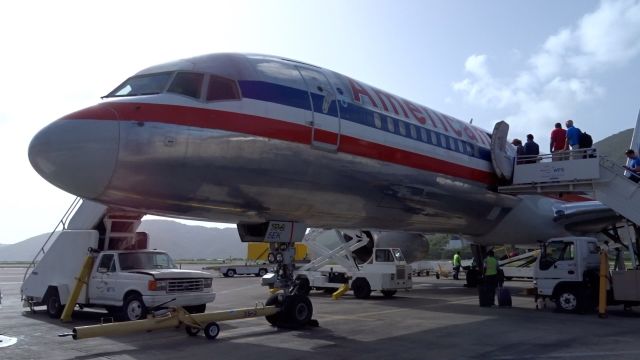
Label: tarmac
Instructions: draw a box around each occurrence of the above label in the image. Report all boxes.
[1,266,639,360]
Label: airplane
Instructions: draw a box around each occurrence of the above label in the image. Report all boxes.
[27,53,621,326]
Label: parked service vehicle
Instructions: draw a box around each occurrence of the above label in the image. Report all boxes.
[22,230,216,321]
[297,247,412,298]
[534,236,640,313]
[218,264,270,277]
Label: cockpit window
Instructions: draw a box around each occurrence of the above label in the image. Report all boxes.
[207,75,240,101]
[106,72,172,97]
[167,72,204,99]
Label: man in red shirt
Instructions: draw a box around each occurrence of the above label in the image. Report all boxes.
[550,122,567,161]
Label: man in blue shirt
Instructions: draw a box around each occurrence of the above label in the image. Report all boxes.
[564,120,581,159]
[624,149,640,183]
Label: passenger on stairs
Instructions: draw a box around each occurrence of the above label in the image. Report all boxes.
[550,123,567,161]
[523,134,540,164]
[624,149,640,183]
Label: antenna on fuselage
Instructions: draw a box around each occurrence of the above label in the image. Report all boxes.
[469,118,474,124]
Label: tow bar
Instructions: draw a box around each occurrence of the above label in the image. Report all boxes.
[59,304,280,341]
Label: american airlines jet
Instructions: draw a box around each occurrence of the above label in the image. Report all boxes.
[29,53,620,327]
[29,53,610,245]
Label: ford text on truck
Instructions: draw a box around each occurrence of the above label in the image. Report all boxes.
[21,230,216,321]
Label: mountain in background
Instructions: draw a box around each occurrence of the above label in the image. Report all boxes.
[0,220,245,261]
[593,128,633,165]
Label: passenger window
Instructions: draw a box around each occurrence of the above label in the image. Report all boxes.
[98,254,115,273]
[207,75,240,101]
[398,121,406,136]
[387,117,395,133]
[410,125,417,139]
[420,128,427,142]
[374,113,382,129]
[168,72,204,99]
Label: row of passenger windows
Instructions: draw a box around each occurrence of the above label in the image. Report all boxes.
[106,71,240,102]
[372,112,477,157]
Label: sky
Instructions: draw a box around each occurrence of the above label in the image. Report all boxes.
[1,0,640,244]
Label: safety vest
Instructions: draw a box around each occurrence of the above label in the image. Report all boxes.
[453,254,461,266]
[485,256,498,276]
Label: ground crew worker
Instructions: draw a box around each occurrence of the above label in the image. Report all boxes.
[452,251,462,280]
[484,250,499,305]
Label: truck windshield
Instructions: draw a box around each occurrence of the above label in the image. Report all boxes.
[119,252,177,270]
[539,241,575,270]
[392,249,405,262]
[105,72,173,97]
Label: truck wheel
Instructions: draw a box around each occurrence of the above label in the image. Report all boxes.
[351,278,371,299]
[184,304,207,314]
[204,322,220,340]
[226,269,236,277]
[46,290,63,319]
[121,294,147,321]
[257,268,268,277]
[555,287,584,313]
[381,290,397,298]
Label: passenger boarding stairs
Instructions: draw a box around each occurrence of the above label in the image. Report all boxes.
[299,230,370,272]
[498,149,640,226]
[22,198,143,283]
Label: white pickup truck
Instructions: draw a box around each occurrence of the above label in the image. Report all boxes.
[21,230,216,321]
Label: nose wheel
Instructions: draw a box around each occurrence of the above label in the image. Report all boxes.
[265,294,313,329]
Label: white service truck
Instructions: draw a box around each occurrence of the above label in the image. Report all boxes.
[21,230,216,321]
[218,264,271,277]
[292,230,412,299]
[534,236,640,313]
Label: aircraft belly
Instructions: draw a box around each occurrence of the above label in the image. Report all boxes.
[100,123,518,235]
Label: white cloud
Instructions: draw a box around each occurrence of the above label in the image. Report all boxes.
[452,0,640,144]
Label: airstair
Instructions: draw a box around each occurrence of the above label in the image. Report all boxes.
[498,149,640,226]
[299,229,369,272]
[22,198,144,283]
[22,199,107,282]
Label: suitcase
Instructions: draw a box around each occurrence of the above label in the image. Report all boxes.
[478,283,494,307]
[498,286,512,307]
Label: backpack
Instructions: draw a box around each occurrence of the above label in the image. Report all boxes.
[579,131,593,148]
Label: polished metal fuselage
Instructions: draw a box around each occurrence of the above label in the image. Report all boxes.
[29,53,571,245]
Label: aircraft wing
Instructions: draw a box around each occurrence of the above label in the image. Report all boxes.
[552,201,622,233]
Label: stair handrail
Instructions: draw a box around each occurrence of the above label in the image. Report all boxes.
[22,197,82,282]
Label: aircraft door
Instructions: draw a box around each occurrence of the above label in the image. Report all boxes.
[490,121,515,181]
[297,67,340,151]
[89,253,116,303]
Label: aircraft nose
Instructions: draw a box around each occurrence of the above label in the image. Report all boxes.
[29,119,119,199]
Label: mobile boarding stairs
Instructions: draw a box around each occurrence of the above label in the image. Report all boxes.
[498,149,640,228]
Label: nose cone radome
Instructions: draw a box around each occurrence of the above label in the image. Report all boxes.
[29,119,119,199]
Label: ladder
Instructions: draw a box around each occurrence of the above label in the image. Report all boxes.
[299,230,370,272]
[22,199,109,282]
[499,149,640,226]
[22,197,82,283]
